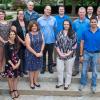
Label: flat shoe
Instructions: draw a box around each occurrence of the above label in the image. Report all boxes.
[34,83,40,87]
[56,85,63,88]
[30,86,35,89]
[64,85,70,90]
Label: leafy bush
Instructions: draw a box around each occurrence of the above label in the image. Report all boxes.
[12,1,26,10]
[0,4,6,9]
[6,15,13,20]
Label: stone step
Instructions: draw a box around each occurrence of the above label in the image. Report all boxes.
[0,80,100,97]
[1,72,100,83]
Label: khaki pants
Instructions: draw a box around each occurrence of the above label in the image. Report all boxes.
[56,57,75,86]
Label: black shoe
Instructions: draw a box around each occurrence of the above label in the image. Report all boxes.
[48,66,53,73]
[72,71,79,76]
[64,85,70,90]
[20,72,24,77]
[34,83,40,87]
[23,71,28,75]
[52,62,56,67]
[56,85,63,88]
[48,69,53,73]
[40,69,45,74]
[30,86,35,89]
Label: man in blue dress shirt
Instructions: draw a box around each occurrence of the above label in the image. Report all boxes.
[37,5,57,74]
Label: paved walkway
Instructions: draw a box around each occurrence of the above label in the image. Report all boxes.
[0,95,100,100]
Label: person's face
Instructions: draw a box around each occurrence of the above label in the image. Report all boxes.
[17,11,24,20]
[59,7,65,15]
[87,6,93,14]
[0,12,5,20]
[11,26,16,32]
[27,3,34,11]
[9,32,16,41]
[64,21,70,30]
[31,24,38,32]
[44,6,51,16]
[78,9,86,19]
[97,8,100,16]
[90,19,98,28]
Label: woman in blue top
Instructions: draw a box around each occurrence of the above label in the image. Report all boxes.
[25,21,44,89]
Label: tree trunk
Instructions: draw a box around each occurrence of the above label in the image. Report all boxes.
[96,0,100,6]
[71,0,79,16]
[63,0,66,6]
[40,0,43,5]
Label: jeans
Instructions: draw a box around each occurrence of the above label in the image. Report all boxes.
[73,46,80,72]
[80,50,99,87]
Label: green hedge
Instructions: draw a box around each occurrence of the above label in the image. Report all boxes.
[6,15,13,20]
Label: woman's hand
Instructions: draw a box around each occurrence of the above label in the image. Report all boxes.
[35,52,43,57]
[64,51,73,57]
[12,65,17,70]
[59,52,66,58]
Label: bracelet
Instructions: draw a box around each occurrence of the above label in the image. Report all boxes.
[79,55,83,57]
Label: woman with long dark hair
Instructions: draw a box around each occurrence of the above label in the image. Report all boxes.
[4,29,20,99]
[12,9,28,75]
[55,20,77,90]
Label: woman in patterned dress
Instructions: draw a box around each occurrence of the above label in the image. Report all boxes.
[25,21,44,89]
[0,9,10,72]
[4,30,20,99]
[55,20,77,90]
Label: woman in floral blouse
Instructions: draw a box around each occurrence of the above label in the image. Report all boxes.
[55,20,77,90]
[4,29,20,99]
[0,10,10,72]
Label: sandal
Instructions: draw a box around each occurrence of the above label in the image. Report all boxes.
[9,90,16,99]
[13,90,20,98]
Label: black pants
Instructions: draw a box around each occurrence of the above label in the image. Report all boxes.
[43,43,54,70]
[19,45,26,73]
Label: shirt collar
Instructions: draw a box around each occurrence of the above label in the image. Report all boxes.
[89,27,99,33]
[78,17,87,23]
[42,15,51,20]
[58,15,65,18]
[27,10,35,14]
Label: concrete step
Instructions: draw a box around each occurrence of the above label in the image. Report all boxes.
[1,72,100,83]
[0,80,100,97]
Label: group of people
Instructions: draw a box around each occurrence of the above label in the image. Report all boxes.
[0,1,100,99]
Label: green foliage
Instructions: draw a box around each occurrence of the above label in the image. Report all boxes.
[0,4,5,9]
[34,5,44,13]
[12,1,26,10]
[5,15,13,20]
[78,0,97,6]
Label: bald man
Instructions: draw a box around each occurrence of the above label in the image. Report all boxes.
[37,5,57,74]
